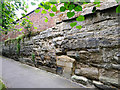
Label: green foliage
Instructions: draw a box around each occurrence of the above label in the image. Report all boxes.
[32,53,35,62]
[35,9,40,13]
[45,17,48,22]
[67,12,75,18]
[116,5,120,13]
[0,80,6,90]
[95,4,101,7]
[74,5,82,12]
[115,0,120,3]
[1,0,119,35]
[68,3,75,11]
[20,18,33,32]
[51,6,57,12]
[49,13,55,17]
[76,15,85,21]
[93,0,100,4]
[70,22,77,28]
[34,27,37,29]
[31,2,36,5]
[64,2,70,9]
[76,25,82,29]
[4,38,11,46]
[49,0,57,4]
[17,43,20,54]
[60,6,66,12]
[21,13,26,17]
[44,4,51,10]
[1,0,28,34]
[16,34,25,43]
[41,10,47,14]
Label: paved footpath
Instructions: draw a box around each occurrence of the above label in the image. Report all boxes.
[0,56,85,88]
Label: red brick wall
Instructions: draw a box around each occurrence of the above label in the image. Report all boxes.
[0,8,56,41]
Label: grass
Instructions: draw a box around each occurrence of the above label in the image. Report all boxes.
[0,80,6,90]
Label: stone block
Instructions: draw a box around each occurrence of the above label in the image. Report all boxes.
[56,60,74,68]
[90,53,103,64]
[99,69,119,87]
[56,55,75,68]
[63,67,72,79]
[75,66,99,80]
[93,80,116,89]
[56,55,75,62]
[67,51,80,59]
[56,60,65,66]
[56,55,75,78]
[86,38,99,48]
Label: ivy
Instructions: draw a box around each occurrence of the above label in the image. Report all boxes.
[35,9,40,13]
[74,5,82,12]
[68,3,75,11]
[34,27,37,29]
[76,15,85,21]
[51,6,57,12]
[45,17,48,22]
[76,25,82,29]
[70,22,77,28]
[93,0,100,4]
[31,2,36,6]
[44,4,51,10]
[49,13,55,17]
[41,10,47,14]
[67,12,75,18]
[60,6,66,12]
[64,2,70,9]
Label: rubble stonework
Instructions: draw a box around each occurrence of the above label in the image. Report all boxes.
[2,2,120,89]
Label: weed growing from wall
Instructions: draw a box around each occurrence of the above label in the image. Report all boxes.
[32,53,35,63]
[17,43,20,55]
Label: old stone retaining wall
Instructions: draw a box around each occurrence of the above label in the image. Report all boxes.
[2,4,120,89]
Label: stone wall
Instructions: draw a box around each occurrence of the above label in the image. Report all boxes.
[2,4,120,89]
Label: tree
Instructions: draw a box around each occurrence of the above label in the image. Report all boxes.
[0,0,28,34]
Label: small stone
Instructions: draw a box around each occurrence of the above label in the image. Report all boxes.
[79,50,89,54]
[33,48,38,51]
[67,51,80,59]
[93,80,116,89]
[114,56,119,61]
[93,80,103,85]
[71,75,88,85]
[112,64,120,70]
[99,69,119,87]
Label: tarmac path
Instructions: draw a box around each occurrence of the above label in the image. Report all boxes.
[0,56,85,88]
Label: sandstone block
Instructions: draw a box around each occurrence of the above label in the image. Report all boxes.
[75,66,99,80]
[57,55,75,63]
[99,69,119,87]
